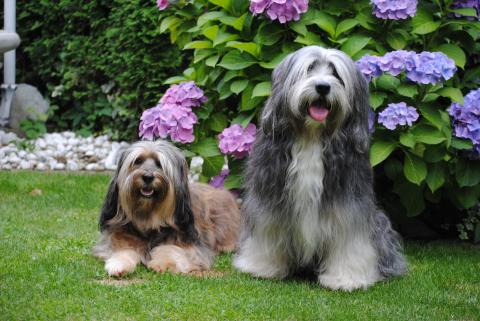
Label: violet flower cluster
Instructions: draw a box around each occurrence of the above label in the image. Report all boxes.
[451,0,480,20]
[249,0,308,23]
[138,81,207,144]
[218,124,256,159]
[157,0,169,10]
[448,88,480,153]
[378,102,419,130]
[356,50,457,85]
[371,0,418,20]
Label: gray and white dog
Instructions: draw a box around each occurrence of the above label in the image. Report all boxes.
[234,46,406,291]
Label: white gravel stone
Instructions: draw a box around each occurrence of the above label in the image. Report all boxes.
[36,163,47,171]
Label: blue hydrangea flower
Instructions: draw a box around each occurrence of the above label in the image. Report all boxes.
[368,108,376,134]
[355,55,382,81]
[371,0,418,20]
[378,102,419,130]
[406,52,457,85]
[378,50,415,76]
[448,88,480,152]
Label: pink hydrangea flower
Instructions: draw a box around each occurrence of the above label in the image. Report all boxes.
[138,81,206,144]
[210,168,229,189]
[250,0,309,23]
[219,124,257,159]
[157,0,169,10]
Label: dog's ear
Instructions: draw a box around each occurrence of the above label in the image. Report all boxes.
[172,158,197,243]
[343,67,371,154]
[261,53,296,137]
[98,150,126,231]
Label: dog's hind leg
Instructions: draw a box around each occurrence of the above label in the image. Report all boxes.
[147,244,213,274]
[373,211,407,277]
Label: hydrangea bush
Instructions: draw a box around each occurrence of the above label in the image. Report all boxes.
[150,0,480,241]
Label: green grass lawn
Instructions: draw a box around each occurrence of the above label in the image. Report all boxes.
[0,171,479,321]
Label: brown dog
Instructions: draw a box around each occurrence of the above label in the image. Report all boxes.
[93,140,239,277]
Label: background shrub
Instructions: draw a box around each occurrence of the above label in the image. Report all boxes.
[155,0,480,240]
[16,0,185,140]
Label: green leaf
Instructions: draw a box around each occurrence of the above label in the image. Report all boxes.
[218,50,257,70]
[376,74,401,92]
[451,138,473,150]
[412,9,440,35]
[194,49,215,63]
[435,44,466,69]
[202,155,226,178]
[230,79,249,94]
[208,0,231,11]
[393,180,425,217]
[335,19,358,37]
[226,41,259,57]
[418,105,446,129]
[207,112,228,132]
[411,125,447,145]
[213,29,239,47]
[456,158,480,187]
[252,82,271,98]
[197,11,226,27]
[191,138,221,157]
[426,163,445,193]
[423,145,446,163]
[290,21,308,36]
[310,11,337,37]
[369,91,386,110]
[386,32,407,50]
[453,185,480,209]
[340,35,371,57]
[203,25,219,41]
[241,85,264,111]
[436,87,464,104]
[397,85,418,98]
[403,152,427,185]
[160,16,180,33]
[205,54,219,67]
[232,111,257,127]
[370,140,397,167]
[183,41,212,50]
[259,52,290,69]
[223,174,243,189]
[400,132,416,148]
[218,14,247,31]
[449,8,478,17]
[294,32,325,46]
[164,76,187,84]
[255,23,283,45]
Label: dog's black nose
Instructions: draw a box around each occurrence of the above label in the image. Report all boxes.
[142,174,154,184]
[315,82,331,96]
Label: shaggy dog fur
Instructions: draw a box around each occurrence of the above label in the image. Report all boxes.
[93,140,240,277]
[234,46,407,291]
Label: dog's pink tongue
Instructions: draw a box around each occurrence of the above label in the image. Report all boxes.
[308,105,329,122]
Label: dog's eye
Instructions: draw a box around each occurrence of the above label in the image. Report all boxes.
[307,61,318,73]
[155,160,162,168]
[329,63,344,86]
[134,158,144,166]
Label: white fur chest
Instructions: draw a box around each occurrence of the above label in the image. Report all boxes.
[287,138,326,263]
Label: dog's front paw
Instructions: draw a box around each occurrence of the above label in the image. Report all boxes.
[318,272,379,291]
[105,257,137,277]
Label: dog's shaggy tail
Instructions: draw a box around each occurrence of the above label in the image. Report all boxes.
[373,211,407,278]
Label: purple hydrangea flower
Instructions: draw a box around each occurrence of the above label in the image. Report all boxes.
[451,0,480,20]
[371,0,418,20]
[139,104,198,144]
[448,88,480,152]
[356,51,457,84]
[219,123,257,159]
[355,55,382,81]
[138,81,207,144]
[210,168,229,189]
[406,52,457,85]
[160,81,207,109]
[378,50,415,76]
[157,0,169,10]
[249,0,308,24]
[378,102,419,130]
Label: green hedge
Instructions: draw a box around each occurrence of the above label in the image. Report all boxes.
[157,0,480,240]
[17,0,185,140]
